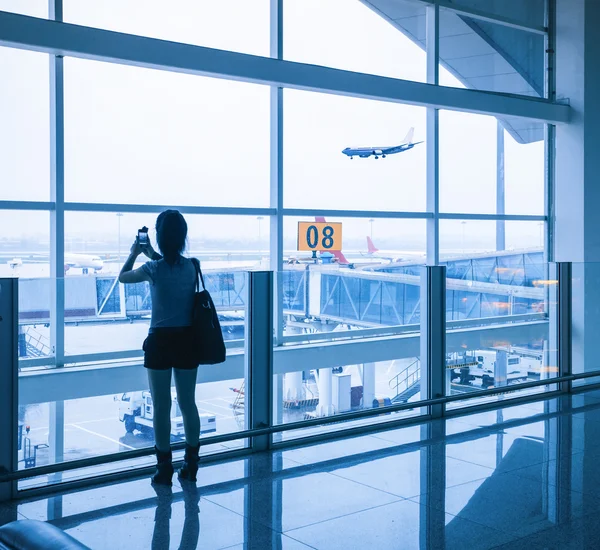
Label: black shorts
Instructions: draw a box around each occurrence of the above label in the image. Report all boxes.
[143,327,198,371]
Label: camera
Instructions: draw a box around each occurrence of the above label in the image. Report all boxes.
[138,227,149,247]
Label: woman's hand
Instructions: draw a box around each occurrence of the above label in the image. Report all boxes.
[142,242,158,259]
[129,238,143,257]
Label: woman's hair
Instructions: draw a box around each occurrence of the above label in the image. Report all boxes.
[155,210,188,264]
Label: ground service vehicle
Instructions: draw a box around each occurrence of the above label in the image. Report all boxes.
[116,391,216,439]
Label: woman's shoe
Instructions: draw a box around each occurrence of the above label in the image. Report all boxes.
[178,443,200,482]
[152,446,174,486]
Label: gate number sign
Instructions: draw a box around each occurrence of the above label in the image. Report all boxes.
[297,222,343,252]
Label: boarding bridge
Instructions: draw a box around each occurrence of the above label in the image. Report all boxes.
[16,250,548,350]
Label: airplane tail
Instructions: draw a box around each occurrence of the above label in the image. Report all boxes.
[366,236,379,254]
[403,127,415,144]
[314,217,350,264]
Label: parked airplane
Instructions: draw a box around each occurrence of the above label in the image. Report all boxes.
[364,236,425,263]
[341,127,423,159]
[8,253,104,273]
[64,253,104,273]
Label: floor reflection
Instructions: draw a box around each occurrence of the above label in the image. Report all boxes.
[8,391,600,549]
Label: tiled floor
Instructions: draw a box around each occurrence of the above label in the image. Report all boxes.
[4,390,600,549]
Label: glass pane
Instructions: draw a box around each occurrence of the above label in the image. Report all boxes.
[444,256,557,410]
[572,264,600,385]
[18,379,247,471]
[64,58,270,207]
[440,111,545,215]
[64,0,269,56]
[284,90,426,211]
[439,8,545,98]
[0,0,47,17]
[284,0,427,82]
[0,47,50,201]
[274,262,424,440]
[64,212,266,357]
[0,210,50,278]
[281,216,425,338]
[2,210,51,364]
[440,220,544,259]
[445,0,546,27]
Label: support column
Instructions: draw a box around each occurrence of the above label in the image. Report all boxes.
[495,350,508,387]
[555,0,600,383]
[316,368,333,417]
[362,362,376,409]
[0,279,18,502]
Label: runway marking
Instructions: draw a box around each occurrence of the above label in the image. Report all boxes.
[71,417,116,426]
[196,405,229,420]
[199,400,236,414]
[69,424,136,450]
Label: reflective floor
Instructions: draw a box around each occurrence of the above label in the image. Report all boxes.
[4,389,600,549]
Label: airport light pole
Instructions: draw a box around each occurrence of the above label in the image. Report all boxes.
[461,221,467,254]
[116,213,123,267]
[257,216,264,258]
[369,218,375,239]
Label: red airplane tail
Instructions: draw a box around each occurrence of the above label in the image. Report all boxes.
[367,236,379,254]
[314,217,350,265]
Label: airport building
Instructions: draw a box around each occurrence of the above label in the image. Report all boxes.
[0,0,599,547]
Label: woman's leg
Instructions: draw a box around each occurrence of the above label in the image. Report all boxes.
[173,368,200,446]
[147,368,173,452]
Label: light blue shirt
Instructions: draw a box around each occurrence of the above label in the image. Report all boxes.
[141,257,196,329]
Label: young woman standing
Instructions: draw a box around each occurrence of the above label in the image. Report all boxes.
[119,210,200,485]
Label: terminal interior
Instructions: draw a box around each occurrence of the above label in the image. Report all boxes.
[0,0,599,548]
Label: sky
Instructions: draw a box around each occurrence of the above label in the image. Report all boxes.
[0,0,545,254]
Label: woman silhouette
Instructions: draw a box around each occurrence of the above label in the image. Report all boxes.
[119,210,200,485]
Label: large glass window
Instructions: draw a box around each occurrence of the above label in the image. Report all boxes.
[0,47,50,201]
[63,211,266,357]
[0,0,47,18]
[284,90,426,212]
[64,0,269,56]
[440,111,545,215]
[284,0,427,82]
[64,58,270,207]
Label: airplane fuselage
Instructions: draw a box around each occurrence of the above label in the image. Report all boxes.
[342,143,416,159]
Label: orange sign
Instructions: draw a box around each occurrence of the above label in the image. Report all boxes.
[297,222,343,252]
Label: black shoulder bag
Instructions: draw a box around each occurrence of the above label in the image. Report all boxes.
[191,258,226,365]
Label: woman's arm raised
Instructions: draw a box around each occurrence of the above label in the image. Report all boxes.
[119,239,151,284]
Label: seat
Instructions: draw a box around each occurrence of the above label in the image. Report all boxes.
[0,519,90,550]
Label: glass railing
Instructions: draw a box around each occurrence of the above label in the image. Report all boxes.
[3,261,580,489]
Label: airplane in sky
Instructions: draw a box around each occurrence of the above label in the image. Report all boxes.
[341,127,423,159]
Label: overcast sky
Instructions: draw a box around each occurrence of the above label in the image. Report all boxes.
[0,0,544,253]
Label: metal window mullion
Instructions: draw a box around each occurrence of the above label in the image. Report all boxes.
[270,0,284,344]
[421,266,446,418]
[557,262,572,392]
[49,0,65,471]
[0,12,569,125]
[426,3,439,266]
[545,0,556,262]
[246,272,274,452]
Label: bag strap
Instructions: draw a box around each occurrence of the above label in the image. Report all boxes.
[191,258,206,291]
